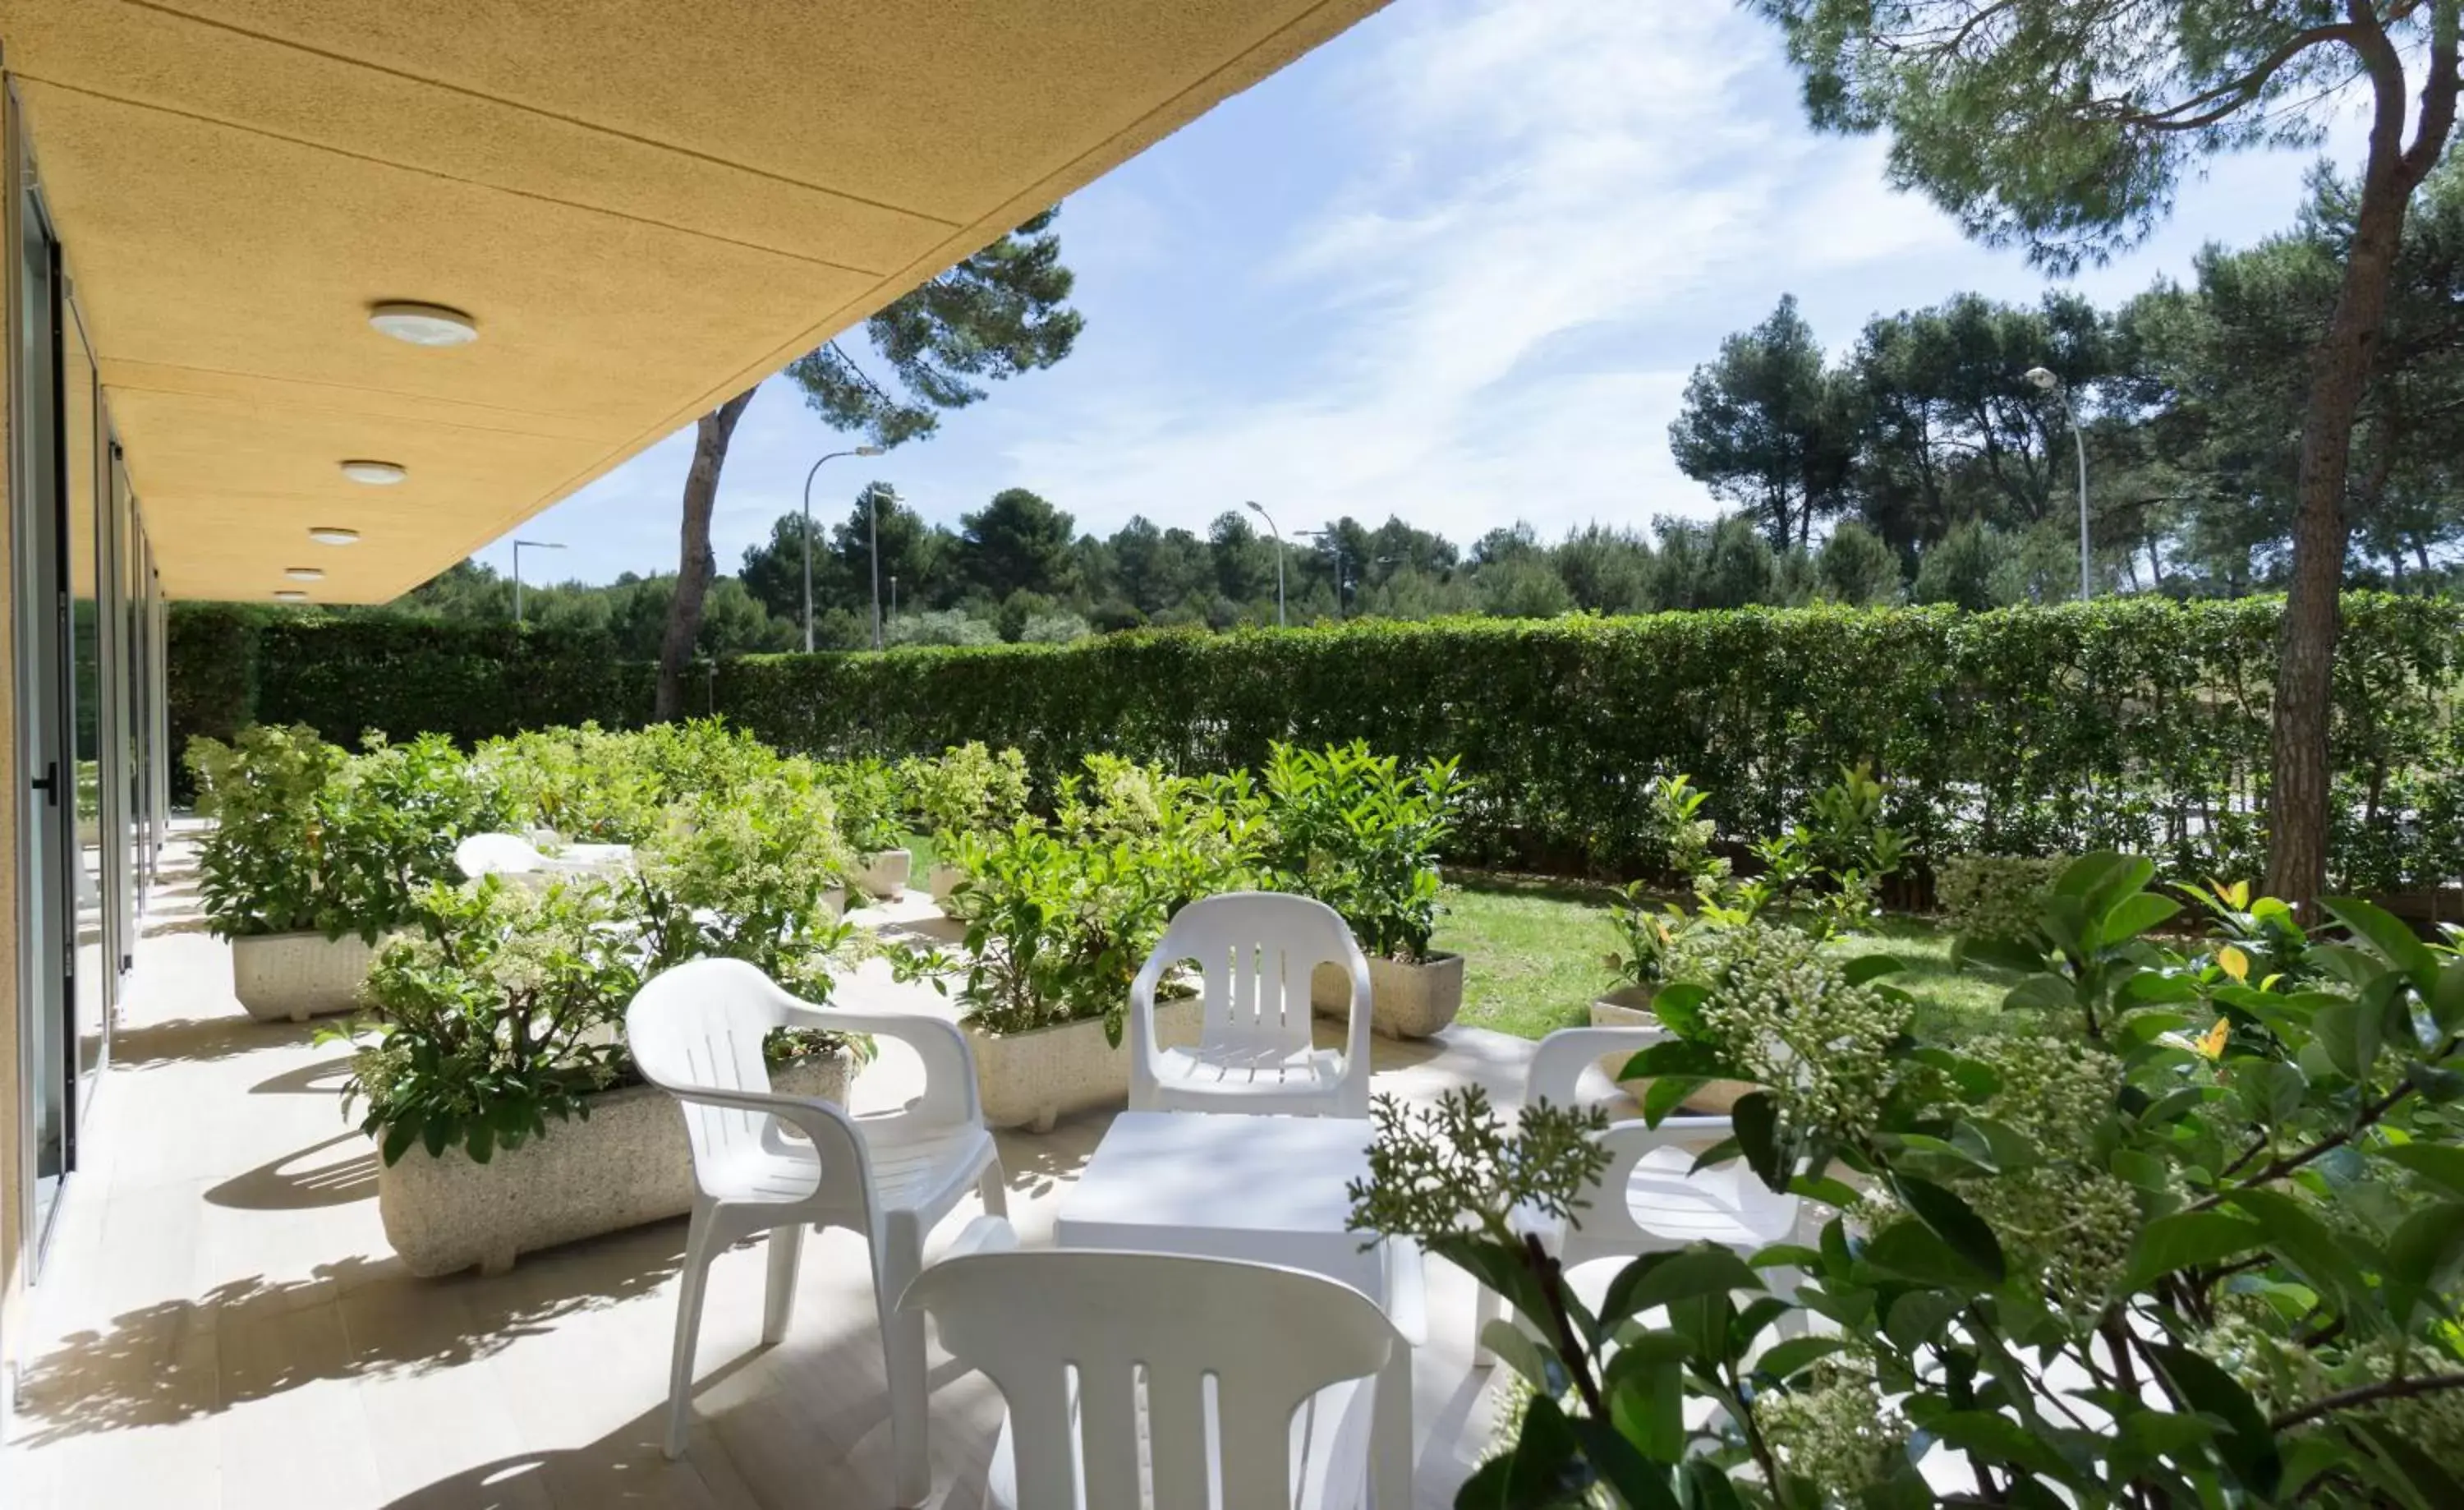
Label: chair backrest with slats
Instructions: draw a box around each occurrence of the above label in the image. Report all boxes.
[1145,891,1366,1064]
[904,1249,1393,1510]
[625,958,867,1213]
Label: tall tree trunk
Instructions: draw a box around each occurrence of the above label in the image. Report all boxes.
[654,389,757,720]
[2264,6,2457,909]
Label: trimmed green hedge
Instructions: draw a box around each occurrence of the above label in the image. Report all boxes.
[169,606,655,797]
[172,596,2464,889]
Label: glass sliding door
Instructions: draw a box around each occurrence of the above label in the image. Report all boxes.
[63,289,106,1110]
[10,86,76,1245]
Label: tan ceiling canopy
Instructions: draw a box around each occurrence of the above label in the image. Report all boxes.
[4,0,1386,601]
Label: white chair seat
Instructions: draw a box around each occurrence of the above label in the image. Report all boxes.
[859,1122,1000,1214]
[1129,892,1376,1119]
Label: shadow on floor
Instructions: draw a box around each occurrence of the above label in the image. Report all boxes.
[8,1227,693,1448]
[205,1131,379,1211]
[110,1014,307,1070]
[250,1054,356,1097]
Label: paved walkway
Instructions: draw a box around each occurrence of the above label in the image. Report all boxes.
[2,832,1541,1508]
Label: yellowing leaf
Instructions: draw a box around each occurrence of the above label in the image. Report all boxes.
[2217,945,2250,983]
[2216,878,2250,910]
[2196,1017,2231,1061]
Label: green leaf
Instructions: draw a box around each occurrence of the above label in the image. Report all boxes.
[1842,952,1905,986]
[1602,1345,1686,1462]
[1889,1175,2006,1282]
[1753,1333,1846,1381]
[2354,1419,2464,1510]
[1861,1220,1985,1290]
[2227,1190,2368,1320]
[1639,1074,1705,1128]
[1650,981,1710,1034]
[2123,1210,2264,1289]
[1489,1393,1591,1507]
[1600,1244,1765,1324]
[1731,1091,1786,1191]
[2385,1201,2464,1305]
[2324,896,2436,980]
[380,1119,421,1167]
[2002,973,2076,1014]
[1477,1320,1558,1396]
[1566,1415,1681,1509]
[2148,1343,2280,1498]
[2384,1140,2464,1202]
[2100,891,2183,946]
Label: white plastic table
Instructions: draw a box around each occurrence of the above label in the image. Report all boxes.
[1054,1111,1426,1508]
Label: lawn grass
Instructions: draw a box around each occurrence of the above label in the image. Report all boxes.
[1434,875,2010,1043]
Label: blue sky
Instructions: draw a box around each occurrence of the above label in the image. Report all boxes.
[477,0,2361,589]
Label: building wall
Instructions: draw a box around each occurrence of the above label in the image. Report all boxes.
[0,64,24,1397]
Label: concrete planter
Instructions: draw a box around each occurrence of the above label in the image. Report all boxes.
[821,885,848,921]
[231,930,382,1022]
[1310,951,1465,1039]
[853,849,912,900]
[1592,988,1754,1113]
[376,1054,848,1278]
[965,997,1204,1134]
[926,863,968,904]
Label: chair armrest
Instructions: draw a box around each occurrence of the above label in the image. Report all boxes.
[1525,1025,1670,1108]
[788,1003,983,1127]
[1564,1116,1740,1246]
[652,1080,871,1190]
[1381,1236,1428,1348]
[1126,947,1174,1096]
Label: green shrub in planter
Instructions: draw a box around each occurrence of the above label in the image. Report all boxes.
[1356,860,2464,1506]
[935,785,1258,1043]
[815,756,908,855]
[1260,739,1465,961]
[627,772,859,1003]
[1936,851,2070,944]
[899,742,1031,847]
[476,723,665,843]
[189,725,513,942]
[339,876,644,1165]
[188,724,350,938]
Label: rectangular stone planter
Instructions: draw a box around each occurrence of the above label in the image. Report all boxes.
[926,863,968,904]
[966,998,1204,1134]
[375,1054,848,1278]
[232,930,382,1022]
[1592,987,1754,1113]
[853,848,912,900]
[1310,951,1464,1039]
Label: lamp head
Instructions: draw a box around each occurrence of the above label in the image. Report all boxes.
[2025,366,2060,392]
[855,445,885,457]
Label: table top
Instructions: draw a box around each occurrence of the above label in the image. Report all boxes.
[1057,1111,1372,1238]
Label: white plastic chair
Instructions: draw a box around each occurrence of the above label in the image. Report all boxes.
[1471,1026,1809,1362]
[902,1247,1395,1510]
[1128,891,1374,1117]
[625,957,1005,1504]
[455,831,546,882]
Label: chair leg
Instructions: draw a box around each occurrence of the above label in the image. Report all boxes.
[873,1213,931,1508]
[761,1222,806,1347]
[1470,1282,1504,1367]
[664,1207,722,1461]
[977,1156,1009,1218]
[1372,1345,1414,1510]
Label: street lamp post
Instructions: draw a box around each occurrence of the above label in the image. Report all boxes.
[511,539,564,625]
[890,573,899,621]
[800,444,885,652]
[867,483,899,651]
[2026,366,2091,602]
[1244,499,1286,628]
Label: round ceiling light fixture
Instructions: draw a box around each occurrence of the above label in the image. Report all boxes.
[306,526,361,546]
[340,458,407,486]
[273,589,311,602]
[368,302,478,347]
[283,566,326,582]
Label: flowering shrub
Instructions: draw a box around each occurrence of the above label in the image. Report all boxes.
[1356,854,2464,1507]
[813,756,908,854]
[1258,739,1467,960]
[1935,851,2069,942]
[898,741,1031,847]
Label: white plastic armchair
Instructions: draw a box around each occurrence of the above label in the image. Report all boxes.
[625,957,1004,1505]
[902,1248,1396,1510]
[1472,1026,1809,1363]
[455,831,547,882]
[1128,891,1374,1117]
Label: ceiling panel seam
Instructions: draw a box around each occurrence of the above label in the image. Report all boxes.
[16,74,903,277]
[117,0,963,228]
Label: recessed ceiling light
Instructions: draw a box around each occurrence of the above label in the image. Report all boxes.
[273,589,310,602]
[368,302,478,347]
[307,527,361,546]
[283,566,325,582]
[340,459,407,486]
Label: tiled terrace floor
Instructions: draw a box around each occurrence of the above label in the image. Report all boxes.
[2,837,1539,1508]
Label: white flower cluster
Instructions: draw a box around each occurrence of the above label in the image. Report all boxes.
[2203,1319,2464,1457]
[1691,924,1912,1144]
[1753,1373,1907,1500]
[1958,1034,2136,1316]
